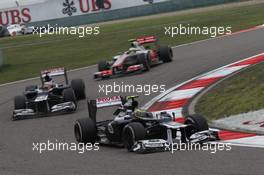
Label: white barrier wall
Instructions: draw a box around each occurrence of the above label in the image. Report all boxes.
[0,0,169,25]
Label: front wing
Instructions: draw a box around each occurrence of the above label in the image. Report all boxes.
[12,101,76,120]
[94,64,144,79]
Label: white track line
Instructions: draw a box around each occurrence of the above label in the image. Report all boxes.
[158,87,203,101]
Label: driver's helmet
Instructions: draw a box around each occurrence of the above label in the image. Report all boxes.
[113,55,119,61]
[123,96,139,112]
[43,73,54,89]
[131,41,140,48]
[44,73,52,83]
[129,47,140,52]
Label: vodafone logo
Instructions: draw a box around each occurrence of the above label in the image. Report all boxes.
[0,8,31,25]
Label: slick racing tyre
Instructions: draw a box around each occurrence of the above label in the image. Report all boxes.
[158,45,173,63]
[71,79,86,100]
[63,88,77,104]
[184,114,209,139]
[74,118,97,144]
[14,95,26,110]
[98,60,110,71]
[122,122,146,152]
[138,54,150,71]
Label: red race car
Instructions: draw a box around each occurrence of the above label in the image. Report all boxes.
[94,36,173,80]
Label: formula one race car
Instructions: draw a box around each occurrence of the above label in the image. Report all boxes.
[94,36,173,79]
[0,24,34,37]
[74,95,219,153]
[12,68,86,120]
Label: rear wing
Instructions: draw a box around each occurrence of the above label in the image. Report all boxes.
[87,96,123,122]
[96,96,123,108]
[40,67,68,85]
[41,67,66,77]
[136,36,157,45]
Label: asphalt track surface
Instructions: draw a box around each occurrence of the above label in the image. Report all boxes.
[0,28,264,175]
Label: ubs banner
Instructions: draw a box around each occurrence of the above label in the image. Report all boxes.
[0,0,169,25]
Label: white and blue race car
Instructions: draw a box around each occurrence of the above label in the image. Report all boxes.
[74,95,219,153]
[13,67,86,120]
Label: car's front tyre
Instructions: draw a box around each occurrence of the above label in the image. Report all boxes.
[122,122,146,151]
[14,95,26,110]
[184,114,209,139]
[138,54,150,71]
[158,45,173,63]
[98,60,110,71]
[63,88,77,106]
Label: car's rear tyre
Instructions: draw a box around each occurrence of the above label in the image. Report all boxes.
[184,114,209,139]
[138,54,150,71]
[71,79,86,100]
[74,118,97,144]
[63,88,76,104]
[122,122,146,151]
[14,95,26,110]
[158,45,173,63]
[98,60,110,71]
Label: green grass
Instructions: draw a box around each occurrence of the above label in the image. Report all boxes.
[196,62,264,120]
[0,3,264,84]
